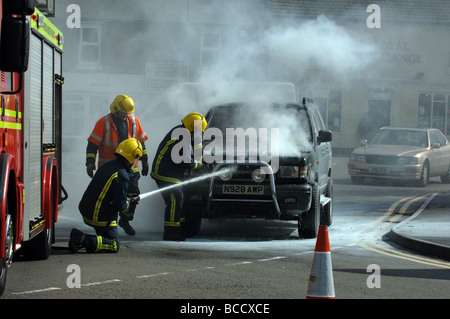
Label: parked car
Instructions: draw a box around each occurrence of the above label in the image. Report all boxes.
[183,99,333,238]
[348,127,450,186]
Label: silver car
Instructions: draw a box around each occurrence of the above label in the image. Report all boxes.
[348,127,450,186]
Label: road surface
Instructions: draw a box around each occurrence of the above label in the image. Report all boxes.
[2,158,449,304]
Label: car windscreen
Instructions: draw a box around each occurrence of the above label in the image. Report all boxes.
[206,104,312,142]
[205,104,313,156]
[370,129,429,147]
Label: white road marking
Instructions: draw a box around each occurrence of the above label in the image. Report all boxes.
[258,256,287,262]
[136,272,172,279]
[12,287,61,295]
[81,279,122,287]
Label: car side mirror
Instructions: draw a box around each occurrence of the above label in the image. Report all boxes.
[431,142,441,149]
[317,130,332,144]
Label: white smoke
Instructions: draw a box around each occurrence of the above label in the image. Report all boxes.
[58,3,378,235]
[161,13,376,159]
[264,15,376,80]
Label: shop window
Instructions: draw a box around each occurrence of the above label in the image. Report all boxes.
[418,93,450,135]
[433,94,446,133]
[418,93,432,128]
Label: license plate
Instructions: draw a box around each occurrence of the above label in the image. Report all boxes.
[370,167,390,174]
[222,184,264,195]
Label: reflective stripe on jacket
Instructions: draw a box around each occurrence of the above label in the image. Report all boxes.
[88,113,148,167]
[79,159,131,227]
[151,125,200,184]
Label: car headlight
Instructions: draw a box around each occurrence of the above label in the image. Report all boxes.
[397,157,419,165]
[279,166,300,178]
[252,168,266,183]
[219,169,233,181]
[350,154,366,163]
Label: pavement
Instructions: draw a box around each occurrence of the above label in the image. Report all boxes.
[389,191,450,261]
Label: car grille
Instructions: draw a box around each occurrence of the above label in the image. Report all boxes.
[366,155,398,165]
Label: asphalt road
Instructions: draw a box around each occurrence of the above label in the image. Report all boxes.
[2,158,450,304]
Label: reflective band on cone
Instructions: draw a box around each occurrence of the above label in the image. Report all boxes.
[306,225,335,299]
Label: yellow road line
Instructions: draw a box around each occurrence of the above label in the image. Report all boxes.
[355,196,411,234]
[357,193,449,268]
[356,194,432,234]
[358,242,450,269]
[388,194,429,223]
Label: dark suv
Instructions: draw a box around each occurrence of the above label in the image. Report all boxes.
[183,98,333,238]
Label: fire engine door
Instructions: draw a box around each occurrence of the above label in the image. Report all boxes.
[23,31,56,240]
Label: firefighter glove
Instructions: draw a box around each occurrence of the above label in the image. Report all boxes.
[86,163,96,178]
[129,195,140,204]
[141,160,149,176]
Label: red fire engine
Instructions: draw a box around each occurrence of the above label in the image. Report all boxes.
[0,1,65,295]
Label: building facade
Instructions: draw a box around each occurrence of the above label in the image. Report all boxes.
[50,0,450,160]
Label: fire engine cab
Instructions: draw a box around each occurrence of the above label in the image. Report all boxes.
[0,0,65,296]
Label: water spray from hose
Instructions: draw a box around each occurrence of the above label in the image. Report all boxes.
[139,167,233,200]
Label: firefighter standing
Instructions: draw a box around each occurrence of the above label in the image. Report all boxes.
[86,94,149,236]
[69,138,143,253]
[150,113,207,241]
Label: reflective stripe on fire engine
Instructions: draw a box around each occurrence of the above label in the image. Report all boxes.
[0,109,22,130]
[0,121,22,130]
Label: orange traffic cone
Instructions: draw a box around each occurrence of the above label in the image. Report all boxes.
[306,225,335,299]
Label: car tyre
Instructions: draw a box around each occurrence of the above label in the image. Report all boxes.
[440,165,450,184]
[321,179,333,226]
[416,161,429,187]
[298,182,320,239]
[183,207,202,237]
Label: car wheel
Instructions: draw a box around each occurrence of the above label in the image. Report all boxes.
[298,182,320,239]
[416,161,429,187]
[440,165,450,184]
[321,179,333,226]
[183,207,202,237]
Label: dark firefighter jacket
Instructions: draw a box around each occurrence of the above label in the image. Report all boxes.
[151,125,201,184]
[79,158,131,227]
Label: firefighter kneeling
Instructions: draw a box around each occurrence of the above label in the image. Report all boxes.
[69,138,143,253]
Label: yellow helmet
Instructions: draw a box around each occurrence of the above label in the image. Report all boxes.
[115,138,143,164]
[182,112,207,132]
[110,94,135,114]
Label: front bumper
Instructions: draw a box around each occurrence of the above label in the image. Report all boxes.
[348,162,422,180]
[204,161,311,219]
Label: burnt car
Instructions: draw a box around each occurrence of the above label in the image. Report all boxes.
[348,127,450,186]
[183,99,333,238]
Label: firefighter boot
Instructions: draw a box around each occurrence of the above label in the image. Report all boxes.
[163,226,185,242]
[68,228,86,253]
[69,228,96,253]
[119,218,135,236]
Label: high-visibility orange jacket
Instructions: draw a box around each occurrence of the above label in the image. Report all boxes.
[87,113,148,168]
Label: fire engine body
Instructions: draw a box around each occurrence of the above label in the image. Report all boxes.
[0,1,64,295]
